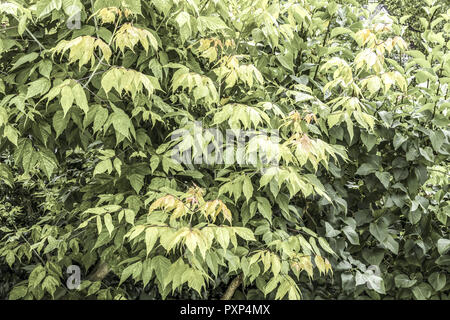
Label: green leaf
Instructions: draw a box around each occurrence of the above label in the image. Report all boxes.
[395,274,417,288]
[0,163,14,187]
[382,235,399,255]
[360,131,377,151]
[327,112,342,129]
[36,0,62,18]
[234,227,256,241]
[93,107,108,133]
[356,163,377,175]
[271,255,281,277]
[428,272,446,291]
[104,213,114,236]
[277,53,294,72]
[39,60,53,79]
[318,237,337,256]
[60,86,74,117]
[362,248,385,266]
[437,239,450,255]
[369,221,388,243]
[113,158,122,176]
[152,0,172,15]
[72,83,89,114]
[87,281,101,296]
[96,216,102,234]
[93,159,112,176]
[342,226,359,245]
[142,259,153,287]
[9,286,28,300]
[145,229,158,255]
[119,262,140,286]
[151,255,170,285]
[197,16,229,33]
[121,0,142,14]
[393,133,407,150]
[243,176,253,202]
[375,171,390,189]
[429,130,444,152]
[213,227,229,250]
[265,277,279,295]
[367,76,381,94]
[412,283,433,300]
[4,125,18,145]
[29,265,46,288]
[111,111,132,139]
[26,78,51,99]
[18,15,26,36]
[124,209,135,225]
[128,174,144,193]
[53,110,69,138]
[10,52,39,71]
[39,149,58,178]
[175,12,191,43]
[367,274,386,294]
[330,27,354,38]
[256,197,272,221]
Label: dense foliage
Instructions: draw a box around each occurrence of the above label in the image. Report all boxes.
[0,0,449,300]
[360,0,450,51]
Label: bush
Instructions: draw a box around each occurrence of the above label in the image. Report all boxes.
[0,0,448,300]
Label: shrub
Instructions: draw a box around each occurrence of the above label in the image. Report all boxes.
[0,0,448,300]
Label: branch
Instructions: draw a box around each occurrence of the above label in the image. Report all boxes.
[11,15,45,51]
[83,17,120,89]
[87,261,110,281]
[313,16,333,81]
[221,274,243,300]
